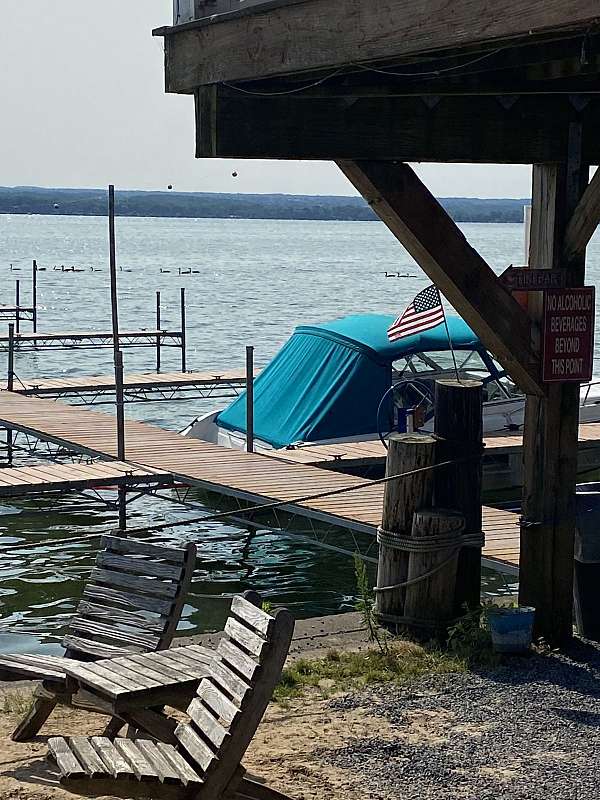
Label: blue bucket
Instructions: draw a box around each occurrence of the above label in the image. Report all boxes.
[487,606,535,654]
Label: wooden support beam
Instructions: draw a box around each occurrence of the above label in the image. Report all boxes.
[337,161,543,396]
[156,0,600,89]
[520,130,589,645]
[563,168,600,263]
[194,90,600,164]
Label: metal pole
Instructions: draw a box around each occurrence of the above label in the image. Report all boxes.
[7,324,14,392]
[115,350,127,531]
[32,260,38,333]
[15,280,20,334]
[108,186,120,360]
[108,185,127,531]
[6,324,14,465]
[156,290,161,373]
[180,287,187,372]
[246,345,254,453]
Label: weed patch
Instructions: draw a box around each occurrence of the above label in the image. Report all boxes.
[1,690,33,715]
[274,643,465,702]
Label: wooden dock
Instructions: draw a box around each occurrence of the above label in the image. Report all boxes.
[0,329,183,352]
[13,370,247,403]
[0,305,34,318]
[0,391,520,574]
[0,460,172,497]
[272,425,600,468]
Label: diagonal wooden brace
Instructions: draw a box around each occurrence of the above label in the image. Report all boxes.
[337,160,543,396]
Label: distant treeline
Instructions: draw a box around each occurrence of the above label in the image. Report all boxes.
[0,187,529,223]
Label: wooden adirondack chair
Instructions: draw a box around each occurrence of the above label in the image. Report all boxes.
[0,535,196,742]
[47,594,295,800]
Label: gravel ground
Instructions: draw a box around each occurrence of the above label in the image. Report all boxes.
[320,639,600,800]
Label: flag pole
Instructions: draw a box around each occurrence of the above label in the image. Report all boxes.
[441,302,461,383]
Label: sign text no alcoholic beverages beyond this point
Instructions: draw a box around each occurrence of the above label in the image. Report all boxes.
[542,287,595,383]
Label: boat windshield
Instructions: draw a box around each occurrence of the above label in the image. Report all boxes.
[392,349,522,402]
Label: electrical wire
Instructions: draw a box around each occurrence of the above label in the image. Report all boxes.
[349,48,505,79]
[222,68,344,96]
[220,47,506,97]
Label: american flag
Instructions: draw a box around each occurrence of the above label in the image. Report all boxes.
[387,285,445,342]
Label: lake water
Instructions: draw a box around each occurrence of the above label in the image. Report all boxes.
[0,214,599,654]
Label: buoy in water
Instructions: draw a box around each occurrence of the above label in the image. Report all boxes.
[168,184,173,190]
[231,171,238,178]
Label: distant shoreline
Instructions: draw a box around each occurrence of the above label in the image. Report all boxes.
[0,187,529,224]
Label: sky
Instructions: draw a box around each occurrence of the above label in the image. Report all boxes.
[0,0,534,198]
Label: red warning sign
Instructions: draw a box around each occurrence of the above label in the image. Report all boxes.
[543,287,595,383]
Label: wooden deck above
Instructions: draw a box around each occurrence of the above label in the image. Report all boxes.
[0,392,520,573]
[155,0,600,90]
[0,460,172,497]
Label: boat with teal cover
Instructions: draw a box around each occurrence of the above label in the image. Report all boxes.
[216,314,481,448]
[184,311,600,492]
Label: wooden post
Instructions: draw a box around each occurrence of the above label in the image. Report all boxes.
[180,287,187,372]
[156,290,161,373]
[520,129,589,644]
[108,185,127,531]
[246,345,254,453]
[32,260,38,333]
[376,433,436,625]
[433,379,483,613]
[14,280,20,335]
[403,509,465,630]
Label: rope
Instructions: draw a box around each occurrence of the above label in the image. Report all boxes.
[376,526,484,552]
[374,551,460,593]
[374,525,485,594]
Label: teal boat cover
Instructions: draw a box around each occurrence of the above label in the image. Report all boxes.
[216,314,480,448]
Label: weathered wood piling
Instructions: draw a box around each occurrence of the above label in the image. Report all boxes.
[376,433,436,623]
[376,379,484,635]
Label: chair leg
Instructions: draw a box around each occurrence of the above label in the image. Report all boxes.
[236,777,296,800]
[11,687,58,742]
[102,716,125,739]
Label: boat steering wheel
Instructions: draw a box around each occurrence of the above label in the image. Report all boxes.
[376,379,435,449]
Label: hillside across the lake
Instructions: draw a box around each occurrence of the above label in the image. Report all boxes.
[0,187,529,223]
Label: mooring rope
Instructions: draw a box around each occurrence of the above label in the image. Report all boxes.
[374,525,485,594]
[0,454,480,555]
[374,552,460,593]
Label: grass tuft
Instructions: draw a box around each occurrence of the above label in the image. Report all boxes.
[273,641,466,702]
[1,690,33,715]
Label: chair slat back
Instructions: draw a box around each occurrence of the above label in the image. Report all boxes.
[174,593,294,799]
[63,536,196,661]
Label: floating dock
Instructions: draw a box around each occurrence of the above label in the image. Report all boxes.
[13,370,247,404]
[272,427,600,493]
[0,329,183,352]
[0,460,172,498]
[0,391,520,574]
[274,426,600,468]
[0,305,35,320]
